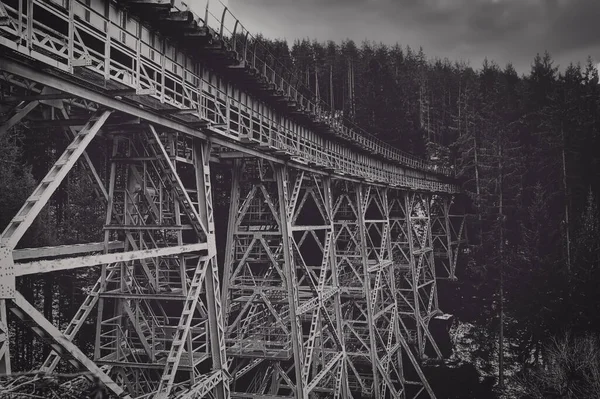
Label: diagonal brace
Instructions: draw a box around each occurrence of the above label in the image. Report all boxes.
[1,110,111,249]
[0,101,39,137]
[10,291,129,398]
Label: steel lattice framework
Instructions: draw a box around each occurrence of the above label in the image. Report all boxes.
[0,0,467,397]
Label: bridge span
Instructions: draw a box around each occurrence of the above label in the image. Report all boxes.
[0,0,467,398]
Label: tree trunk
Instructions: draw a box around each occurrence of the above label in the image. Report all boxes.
[561,123,571,274]
[498,138,505,390]
[330,64,334,111]
[474,133,483,241]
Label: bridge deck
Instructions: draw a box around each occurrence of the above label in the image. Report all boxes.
[0,0,459,193]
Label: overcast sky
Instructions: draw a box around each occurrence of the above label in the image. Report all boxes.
[224,0,600,75]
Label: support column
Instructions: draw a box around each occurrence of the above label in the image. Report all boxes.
[223,159,301,397]
[323,176,350,399]
[195,139,229,399]
[289,172,345,397]
[221,159,241,322]
[275,165,305,399]
[404,192,442,359]
[355,184,382,398]
[143,129,228,399]
[447,196,467,281]
[431,195,467,281]
[0,299,10,375]
[331,180,376,397]
[0,100,39,137]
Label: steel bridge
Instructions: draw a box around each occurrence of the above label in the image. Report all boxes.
[0,0,467,398]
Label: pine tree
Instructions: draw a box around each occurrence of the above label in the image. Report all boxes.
[571,189,600,330]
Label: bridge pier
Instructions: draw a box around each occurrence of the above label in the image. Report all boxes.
[431,196,467,281]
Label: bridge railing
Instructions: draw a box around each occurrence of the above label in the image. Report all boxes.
[178,0,453,177]
[0,0,458,192]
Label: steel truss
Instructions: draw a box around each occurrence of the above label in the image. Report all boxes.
[222,159,347,399]
[390,192,444,360]
[221,161,449,399]
[430,196,467,281]
[0,79,465,398]
[0,0,468,397]
[0,93,229,397]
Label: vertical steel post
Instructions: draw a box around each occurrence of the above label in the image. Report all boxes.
[195,140,229,399]
[443,197,455,280]
[323,176,349,399]
[275,165,305,399]
[0,299,10,374]
[425,194,439,312]
[405,192,424,357]
[356,183,381,398]
[221,159,241,323]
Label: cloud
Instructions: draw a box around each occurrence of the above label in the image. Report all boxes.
[545,1,600,52]
[229,0,600,73]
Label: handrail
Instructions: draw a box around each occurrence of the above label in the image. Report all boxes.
[0,0,459,192]
[173,0,453,177]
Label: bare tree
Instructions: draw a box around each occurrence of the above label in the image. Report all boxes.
[519,333,600,399]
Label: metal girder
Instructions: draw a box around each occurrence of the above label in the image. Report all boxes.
[431,195,467,280]
[0,1,8,25]
[0,93,77,103]
[176,370,226,399]
[12,241,124,261]
[274,165,305,399]
[59,106,110,202]
[0,100,39,137]
[194,139,229,399]
[15,243,207,276]
[221,158,241,323]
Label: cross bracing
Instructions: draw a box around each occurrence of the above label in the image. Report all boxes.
[0,0,467,397]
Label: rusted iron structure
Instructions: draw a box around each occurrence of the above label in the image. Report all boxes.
[0,0,466,397]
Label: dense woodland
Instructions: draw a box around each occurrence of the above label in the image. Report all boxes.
[252,38,600,397]
[2,36,600,397]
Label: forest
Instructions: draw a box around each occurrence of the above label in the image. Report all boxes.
[1,35,600,398]
[252,38,600,398]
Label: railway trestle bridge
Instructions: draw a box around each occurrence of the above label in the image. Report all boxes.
[0,0,467,398]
